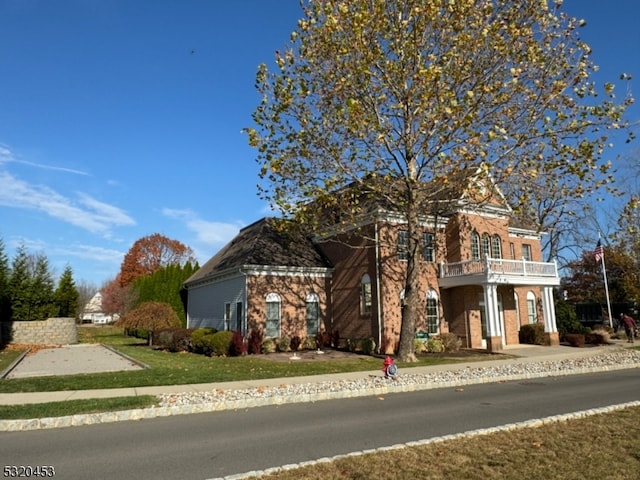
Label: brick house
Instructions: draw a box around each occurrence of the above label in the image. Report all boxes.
[184,182,560,353]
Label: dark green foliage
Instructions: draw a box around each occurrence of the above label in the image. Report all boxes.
[361,337,376,355]
[555,299,586,337]
[231,330,246,356]
[8,245,30,321]
[154,328,193,352]
[248,329,264,354]
[210,331,234,356]
[518,323,545,345]
[0,238,10,322]
[133,262,199,327]
[54,264,79,318]
[190,328,217,355]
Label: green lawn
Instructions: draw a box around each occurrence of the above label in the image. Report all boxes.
[0,326,474,394]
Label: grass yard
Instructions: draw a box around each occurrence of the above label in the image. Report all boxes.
[256,405,640,480]
[0,326,483,394]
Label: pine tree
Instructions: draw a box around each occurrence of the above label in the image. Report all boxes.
[55,264,79,318]
[8,244,31,321]
[29,253,56,320]
[0,238,10,321]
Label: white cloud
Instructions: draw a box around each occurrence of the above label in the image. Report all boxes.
[0,143,89,175]
[162,208,243,245]
[0,171,135,235]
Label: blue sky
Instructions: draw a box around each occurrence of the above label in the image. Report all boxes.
[0,1,638,287]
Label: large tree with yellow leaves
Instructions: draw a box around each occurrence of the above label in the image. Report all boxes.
[245,0,633,361]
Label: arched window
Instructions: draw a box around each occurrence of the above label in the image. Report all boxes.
[265,293,281,337]
[306,293,319,336]
[361,274,372,315]
[526,291,537,324]
[492,234,502,259]
[471,231,480,260]
[481,233,491,258]
[426,289,440,335]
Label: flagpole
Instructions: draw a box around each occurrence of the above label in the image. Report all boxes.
[598,234,613,329]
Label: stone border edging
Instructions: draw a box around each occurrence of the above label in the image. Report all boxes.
[1,362,638,432]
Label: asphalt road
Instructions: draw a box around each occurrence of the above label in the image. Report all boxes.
[1,369,639,480]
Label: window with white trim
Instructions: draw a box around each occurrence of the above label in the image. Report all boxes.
[491,234,502,259]
[522,244,532,261]
[306,293,319,336]
[481,233,491,258]
[422,232,435,262]
[397,231,408,261]
[526,291,537,324]
[471,231,480,260]
[426,289,439,335]
[265,293,281,338]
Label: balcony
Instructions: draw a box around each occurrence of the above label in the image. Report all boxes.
[438,257,560,288]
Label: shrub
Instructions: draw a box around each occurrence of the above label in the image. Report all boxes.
[154,328,192,352]
[586,328,610,345]
[290,335,302,351]
[302,336,317,350]
[414,339,427,354]
[191,328,217,355]
[566,333,585,347]
[210,330,234,356]
[440,332,461,352]
[519,323,545,345]
[315,332,330,348]
[426,337,444,353]
[361,337,376,355]
[276,336,291,352]
[230,330,246,356]
[555,300,587,336]
[262,338,276,354]
[117,301,182,346]
[331,330,340,348]
[247,329,264,355]
[346,338,358,352]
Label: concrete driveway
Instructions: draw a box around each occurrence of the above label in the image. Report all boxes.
[2,344,145,379]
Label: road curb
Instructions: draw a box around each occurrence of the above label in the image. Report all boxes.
[1,362,637,432]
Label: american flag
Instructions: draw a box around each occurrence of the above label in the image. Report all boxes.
[594,240,604,263]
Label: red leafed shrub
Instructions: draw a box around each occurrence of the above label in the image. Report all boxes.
[231,330,246,356]
[290,335,302,351]
[565,333,585,347]
[248,329,264,355]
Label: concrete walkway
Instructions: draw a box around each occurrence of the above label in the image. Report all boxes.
[1,342,634,406]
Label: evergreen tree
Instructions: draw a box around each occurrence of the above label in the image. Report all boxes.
[0,238,10,321]
[133,261,198,326]
[8,244,31,321]
[29,253,56,320]
[55,264,79,318]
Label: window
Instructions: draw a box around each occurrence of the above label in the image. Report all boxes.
[526,291,537,324]
[522,244,532,261]
[481,233,491,258]
[509,242,515,260]
[224,302,232,330]
[426,290,439,335]
[265,293,281,337]
[491,235,502,259]
[422,232,435,262]
[471,231,480,260]
[361,274,372,316]
[306,293,319,336]
[397,231,408,261]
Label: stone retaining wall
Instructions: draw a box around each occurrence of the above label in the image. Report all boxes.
[6,318,77,345]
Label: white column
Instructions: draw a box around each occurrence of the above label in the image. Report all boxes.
[541,286,557,333]
[483,284,502,338]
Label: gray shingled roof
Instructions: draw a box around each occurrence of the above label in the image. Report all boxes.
[184,217,332,285]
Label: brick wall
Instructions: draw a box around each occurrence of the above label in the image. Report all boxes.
[7,318,78,345]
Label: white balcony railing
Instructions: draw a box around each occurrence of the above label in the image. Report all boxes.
[439,257,558,280]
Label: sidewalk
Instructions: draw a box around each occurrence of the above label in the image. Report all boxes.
[0,342,631,406]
